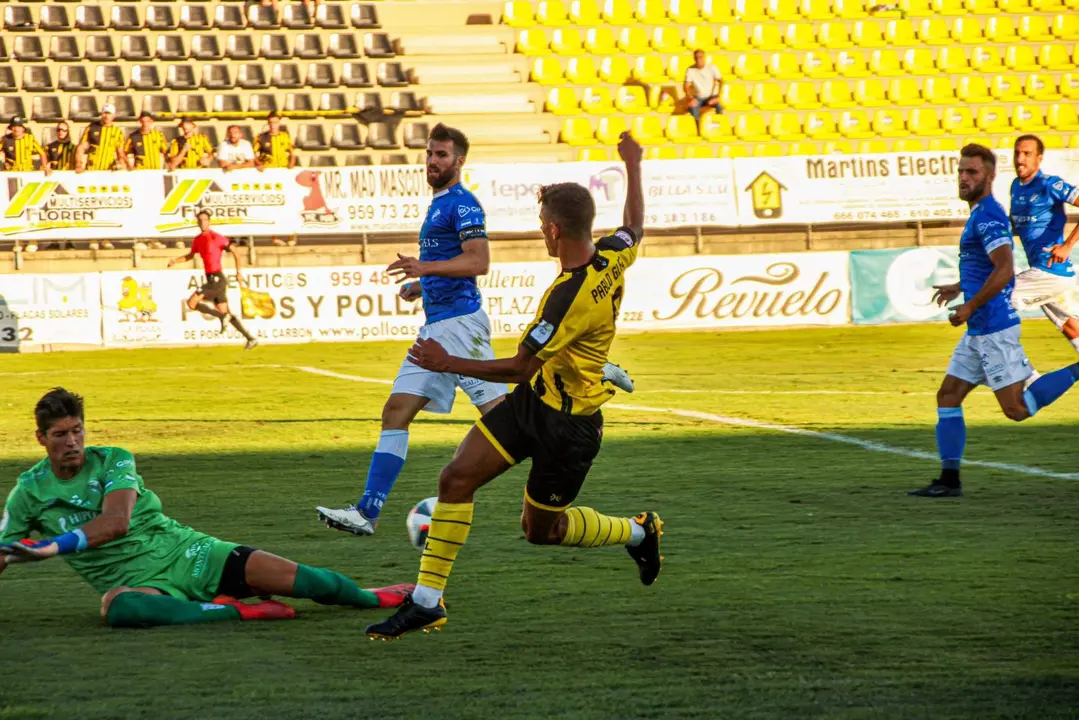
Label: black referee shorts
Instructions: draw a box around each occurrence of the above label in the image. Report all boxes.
[476,383,603,511]
[198,272,228,304]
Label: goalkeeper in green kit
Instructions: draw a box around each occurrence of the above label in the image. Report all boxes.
[0,388,413,628]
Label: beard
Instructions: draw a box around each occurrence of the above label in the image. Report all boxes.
[427,166,456,190]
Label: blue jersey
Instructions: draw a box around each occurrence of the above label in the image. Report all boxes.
[418,184,487,323]
[959,196,1020,336]
[1009,171,1079,278]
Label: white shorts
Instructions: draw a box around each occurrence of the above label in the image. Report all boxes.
[1012,268,1078,313]
[946,325,1034,392]
[392,309,508,414]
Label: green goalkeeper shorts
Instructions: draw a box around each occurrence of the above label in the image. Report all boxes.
[131,533,240,602]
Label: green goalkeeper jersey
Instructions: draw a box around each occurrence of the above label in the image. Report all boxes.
[0,446,204,594]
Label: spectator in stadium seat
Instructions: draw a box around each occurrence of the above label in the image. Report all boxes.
[168,119,215,171]
[76,104,126,173]
[684,50,723,127]
[124,112,169,171]
[217,125,257,172]
[2,117,50,174]
[46,122,75,172]
[255,111,297,247]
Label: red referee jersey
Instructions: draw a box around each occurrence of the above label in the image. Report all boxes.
[191,230,231,274]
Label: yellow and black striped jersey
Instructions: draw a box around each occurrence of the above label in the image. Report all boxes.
[80,123,126,171]
[520,227,641,416]
[46,140,76,171]
[2,134,47,171]
[168,133,214,169]
[126,129,168,170]
[255,131,293,167]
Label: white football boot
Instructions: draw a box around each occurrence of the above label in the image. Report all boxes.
[601,362,635,393]
[316,505,376,536]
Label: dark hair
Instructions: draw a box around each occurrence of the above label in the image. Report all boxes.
[35,388,84,434]
[138,111,154,120]
[180,117,196,126]
[538,183,596,240]
[196,209,211,220]
[960,143,996,169]
[267,111,281,120]
[1014,134,1044,155]
[428,123,470,157]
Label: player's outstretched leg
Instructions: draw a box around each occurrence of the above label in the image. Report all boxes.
[1040,303,1079,354]
[1020,363,1079,418]
[241,549,413,609]
[102,587,294,628]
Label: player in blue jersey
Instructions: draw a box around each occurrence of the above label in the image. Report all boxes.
[1009,135,1079,353]
[909,144,1079,498]
[315,124,635,535]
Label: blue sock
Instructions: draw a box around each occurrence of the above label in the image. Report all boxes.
[936,407,965,478]
[1022,364,1079,417]
[357,430,409,519]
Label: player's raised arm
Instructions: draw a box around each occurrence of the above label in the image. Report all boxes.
[618,132,644,241]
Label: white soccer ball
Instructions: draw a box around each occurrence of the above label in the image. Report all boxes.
[407,496,438,551]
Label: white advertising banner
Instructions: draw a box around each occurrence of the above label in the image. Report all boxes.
[0,272,102,348]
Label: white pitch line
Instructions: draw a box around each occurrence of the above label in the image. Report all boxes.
[634,389,934,396]
[288,365,393,386]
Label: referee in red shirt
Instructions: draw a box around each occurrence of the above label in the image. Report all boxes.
[167,210,257,350]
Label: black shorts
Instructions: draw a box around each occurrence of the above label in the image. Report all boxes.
[199,272,228,304]
[215,544,257,599]
[477,383,603,511]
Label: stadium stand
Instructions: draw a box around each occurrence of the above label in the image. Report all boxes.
[0,0,1078,167]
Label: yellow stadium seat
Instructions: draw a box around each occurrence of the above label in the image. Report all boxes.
[546,87,579,114]
[1041,134,1066,149]
[803,51,837,78]
[1048,103,1079,131]
[753,143,786,157]
[596,116,630,145]
[928,137,960,151]
[566,56,600,83]
[1039,45,1075,71]
[834,0,868,17]
[855,78,889,106]
[701,113,735,141]
[617,27,649,53]
[585,27,617,54]
[635,0,667,23]
[632,56,667,82]
[836,50,871,77]
[804,111,842,139]
[923,77,956,104]
[685,145,718,158]
[504,1,536,28]
[956,76,991,103]
[631,116,665,145]
[602,0,635,23]
[903,49,938,75]
[720,25,750,51]
[531,57,564,84]
[537,0,571,25]
[686,26,718,50]
[768,52,802,79]
[735,54,769,79]
[752,83,786,109]
[821,80,856,108]
[651,27,684,53]
[670,0,702,22]
[1062,72,1079,99]
[823,140,854,153]
[667,55,692,81]
[989,74,1024,102]
[963,0,998,12]
[799,0,832,19]
[738,0,769,20]
[818,22,854,48]
[997,0,1031,10]
[1052,14,1079,39]
[887,78,920,105]
[942,107,976,134]
[937,47,970,74]
[869,50,903,77]
[551,27,584,54]
[852,20,886,47]
[786,81,822,109]
[735,114,771,141]
[581,86,616,113]
[970,47,1004,73]
[645,146,681,160]
[1005,46,1038,72]
[950,18,983,43]
[752,24,785,50]
[648,86,676,112]
[1012,105,1048,132]
[599,56,631,83]
[839,110,874,139]
[769,112,805,140]
[578,147,613,161]
[985,17,1017,42]
[1034,0,1066,11]
[931,0,965,12]
[1019,16,1052,41]
[786,23,819,49]
[701,0,735,20]
[893,139,926,152]
[516,28,550,54]
[1025,74,1061,101]
[884,19,917,46]
[909,108,943,136]
[789,141,823,155]
[666,114,701,142]
[1071,134,1079,149]
[899,0,934,15]
[962,135,994,148]
[718,145,751,158]
[858,140,890,154]
[561,117,595,145]
[570,0,603,24]
[767,0,799,20]
[975,106,1010,133]
[721,82,753,111]
[1075,44,1079,66]
[872,109,907,137]
[918,18,951,45]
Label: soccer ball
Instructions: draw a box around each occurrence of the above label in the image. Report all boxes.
[407,497,438,551]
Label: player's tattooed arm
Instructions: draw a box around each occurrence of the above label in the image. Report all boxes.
[408,338,543,384]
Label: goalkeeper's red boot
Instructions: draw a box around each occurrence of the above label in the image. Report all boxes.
[365,583,416,609]
[212,595,296,621]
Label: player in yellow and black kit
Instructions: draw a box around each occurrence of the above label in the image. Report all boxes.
[367,132,662,640]
[46,122,75,171]
[2,117,49,173]
[76,104,126,172]
[255,111,295,169]
[124,112,168,170]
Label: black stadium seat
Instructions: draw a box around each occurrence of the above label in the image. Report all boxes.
[285,92,314,113]
[0,67,16,94]
[60,66,91,93]
[248,94,278,114]
[308,155,338,167]
[202,64,234,90]
[295,34,326,60]
[317,4,347,29]
[156,35,187,61]
[4,7,36,32]
[180,5,211,31]
[0,38,9,62]
[75,5,107,31]
[246,5,277,29]
[23,66,55,93]
[142,95,173,118]
[69,95,101,123]
[272,63,303,89]
[177,95,208,115]
[261,34,291,60]
[86,35,117,62]
[351,4,380,29]
[214,4,245,30]
[389,91,423,116]
[110,5,141,31]
[227,35,256,61]
[0,98,28,124]
[50,36,81,62]
[307,63,339,88]
[381,153,409,166]
[332,123,365,150]
[40,6,73,32]
[355,92,384,119]
[14,36,45,62]
[367,122,399,149]
[146,5,177,31]
[122,36,152,62]
[318,92,348,114]
[192,35,223,61]
[237,64,268,89]
[329,33,360,59]
[344,153,373,166]
[212,94,242,115]
[130,65,163,91]
[376,62,408,88]
[283,3,314,29]
[341,62,371,88]
[295,124,328,150]
[167,65,198,91]
[106,94,137,122]
[364,32,395,58]
[403,122,430,149]
[94,65,127,92]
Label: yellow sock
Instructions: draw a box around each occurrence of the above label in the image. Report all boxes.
[560,507,633,548]
[417,502,473,592]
